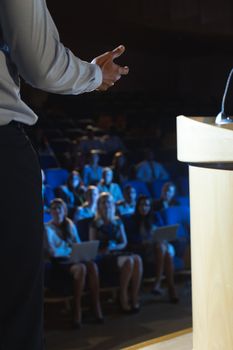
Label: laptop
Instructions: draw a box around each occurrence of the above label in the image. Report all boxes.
[151,224,179,242]
[70,240,99,263]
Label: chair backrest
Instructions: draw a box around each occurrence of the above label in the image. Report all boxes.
[76,218,93,241]
[177,176,189,196]
[176,196,190,207]
[149,179,168,199]
[43,211,52,224]
[160,205,190,258]
[44,168,69,189]
[160,205,190,239]
[39,155,59,169]
[50,138,72,153]
[122,180,151,198]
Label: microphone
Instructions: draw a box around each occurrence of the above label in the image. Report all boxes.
[216,68,233,125]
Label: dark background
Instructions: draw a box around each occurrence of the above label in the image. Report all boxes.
[24,0,233,121]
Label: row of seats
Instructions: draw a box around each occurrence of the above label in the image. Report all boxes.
[74,205,190,275]
[43,167,189,198]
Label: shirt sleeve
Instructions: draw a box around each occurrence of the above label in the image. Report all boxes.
[45,225,72,257]
[69,220,81,243]
[0,0,102,94]
[113,184,124,202]
[82,165,90,187]
[157,163,170,180]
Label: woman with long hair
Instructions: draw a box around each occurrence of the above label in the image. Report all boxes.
[129,195,178,303]
[154,182,178,211]
[89,192,143,313]
[45,198,103,328]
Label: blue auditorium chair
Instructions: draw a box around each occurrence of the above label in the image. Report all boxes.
[122,180,151,198]
[149,179,168,199]
[76,218,92,241]
[39,154,59,169]
[44,168,69,190]
[160,205,190,260]
[177,176,189,196]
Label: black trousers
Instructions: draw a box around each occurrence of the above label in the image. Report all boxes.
[0,122,44,350]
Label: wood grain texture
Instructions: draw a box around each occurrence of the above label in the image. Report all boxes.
[190,166,233,350]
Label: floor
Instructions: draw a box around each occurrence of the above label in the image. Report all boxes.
[45,277,192,350]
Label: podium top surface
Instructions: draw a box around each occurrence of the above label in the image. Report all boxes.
[177,116,233,164]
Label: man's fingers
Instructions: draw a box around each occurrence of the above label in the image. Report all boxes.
[111,45,126,60]
[97,80,115,91]
[118,66,129,76]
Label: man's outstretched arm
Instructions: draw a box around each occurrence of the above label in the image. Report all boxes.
[0,0,128,95]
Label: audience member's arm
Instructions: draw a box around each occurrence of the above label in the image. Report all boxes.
[158,163,170,180]
[69,220,81,243]
[45,226,71,257]
[113,184,124,202]
[135,163,146,182]
[109,223,127,251]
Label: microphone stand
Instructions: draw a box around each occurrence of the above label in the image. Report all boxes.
[216,68,233,125]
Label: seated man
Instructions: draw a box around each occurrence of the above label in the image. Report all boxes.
[73,185,99,223]
[98,167,123,202]
[82,149,103,186]
[55,170,86,217]
[117,185,137,216]
[135,149,169,183]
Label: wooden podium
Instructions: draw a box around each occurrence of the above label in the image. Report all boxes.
[177,116,233,350]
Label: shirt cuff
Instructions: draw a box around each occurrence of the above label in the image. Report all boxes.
[90,63,103,90]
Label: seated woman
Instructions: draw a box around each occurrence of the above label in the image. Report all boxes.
[154,182,179,211]
[56,170,86,217]
[45,198,103,328]
[73,185,99,224]
[116,185,137,216]
[89,192,143,313]
[128,195,179,303]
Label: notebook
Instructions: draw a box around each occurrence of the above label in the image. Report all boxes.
[151,224,179,242]
[70,240,99,263]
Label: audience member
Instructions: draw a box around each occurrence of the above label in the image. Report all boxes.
[127,196,178,303]
[41,169,55,212]
[56,170,86,217]
[89,193,143,313]
[82,149,103,186]
[101,127,127,154]
[117,185,137,216]
[111,151,130,184]
[73,186,99,223]
[154,182,179,211]
[32,127,57,157]
[45,198,103,328]
[78,125,103,155]
[135,149,169,183]
[98,167,123,202]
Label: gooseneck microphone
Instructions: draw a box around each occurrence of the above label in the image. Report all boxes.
[216,68,233,125]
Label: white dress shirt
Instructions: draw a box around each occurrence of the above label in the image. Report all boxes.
[0,0,102,126]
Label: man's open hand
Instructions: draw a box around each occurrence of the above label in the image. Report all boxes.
[92,45,129,91]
